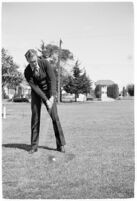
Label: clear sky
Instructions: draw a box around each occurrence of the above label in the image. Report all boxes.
[2,2,134,89]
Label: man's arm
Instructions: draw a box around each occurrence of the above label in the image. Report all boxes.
[24,69,48,102]
[44,60,56,98]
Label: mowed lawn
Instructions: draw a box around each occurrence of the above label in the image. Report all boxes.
[2,99,134,199]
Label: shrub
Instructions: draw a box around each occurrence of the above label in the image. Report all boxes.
[107,84,119,99]
[94,85,102,98]
[127,84,134,96]
[122,87,127,97]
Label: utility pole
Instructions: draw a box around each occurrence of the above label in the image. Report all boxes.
[57,39,62,103]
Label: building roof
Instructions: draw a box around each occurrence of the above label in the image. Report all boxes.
[95,80,115,86]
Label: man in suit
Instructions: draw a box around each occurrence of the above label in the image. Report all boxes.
[24,49,66,154]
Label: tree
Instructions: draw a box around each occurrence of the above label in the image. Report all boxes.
[80,71,91,96]
[38,40,73,63]
[63,60,92,101]
[94,85,102,99]
[71,60,82,101]
[2,48,14,87]
[127,84,134,96]
[63,75,74,94]
[7,65,23,93]
[38,40,73,101]
[2,48,23,96]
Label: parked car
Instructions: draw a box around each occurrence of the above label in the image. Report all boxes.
[86,94,94,101]
[12,97,29,103]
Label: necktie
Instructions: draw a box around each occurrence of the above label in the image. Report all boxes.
[34,67,39,79]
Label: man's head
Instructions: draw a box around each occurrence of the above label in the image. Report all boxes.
[25,49,38,69]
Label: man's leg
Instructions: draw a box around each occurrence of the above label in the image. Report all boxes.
[48,101,66,150]
[30,91,41,151]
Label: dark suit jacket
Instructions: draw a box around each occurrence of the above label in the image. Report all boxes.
[24,59,56,102]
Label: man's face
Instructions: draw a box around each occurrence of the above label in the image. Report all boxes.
[27,55,38,69]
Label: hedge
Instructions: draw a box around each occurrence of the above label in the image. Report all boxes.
[94,85,102,98]
[107,84,119,99]
[127,84,134,96]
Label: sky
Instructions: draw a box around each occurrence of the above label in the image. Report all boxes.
[2,1,134,89]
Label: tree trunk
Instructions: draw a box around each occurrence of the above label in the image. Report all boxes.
[14,87,17,96]
[60,88,62,102]
[75,94,77,102]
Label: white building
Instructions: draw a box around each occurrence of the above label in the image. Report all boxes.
[95,80,115,101]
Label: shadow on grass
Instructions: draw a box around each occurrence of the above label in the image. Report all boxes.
[2,143,57,152]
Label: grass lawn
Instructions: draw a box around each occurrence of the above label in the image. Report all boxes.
[2,99,134,199]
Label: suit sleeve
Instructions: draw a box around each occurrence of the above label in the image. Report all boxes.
[24,69,48,102]
[45,60,56,97]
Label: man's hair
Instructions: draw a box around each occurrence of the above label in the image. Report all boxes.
[25,49,37,60]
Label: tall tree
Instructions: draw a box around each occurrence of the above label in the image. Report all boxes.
[38,40,73,64]
[2,48,23,95]
[63,60,91,101]
[80,71,92,96]
[71,60,82,101]
[38,40,73,101]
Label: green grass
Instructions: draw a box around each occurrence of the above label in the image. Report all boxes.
[2,100,134,198]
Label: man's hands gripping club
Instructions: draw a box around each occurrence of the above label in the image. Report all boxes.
[46,96,54,110]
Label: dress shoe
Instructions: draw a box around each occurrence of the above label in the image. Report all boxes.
[57,146,65,153]
[28,148,38,154]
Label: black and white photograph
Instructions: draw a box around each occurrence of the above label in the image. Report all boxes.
[1,1,135,199]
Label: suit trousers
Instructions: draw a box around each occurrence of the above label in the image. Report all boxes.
[31,90,66,149]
